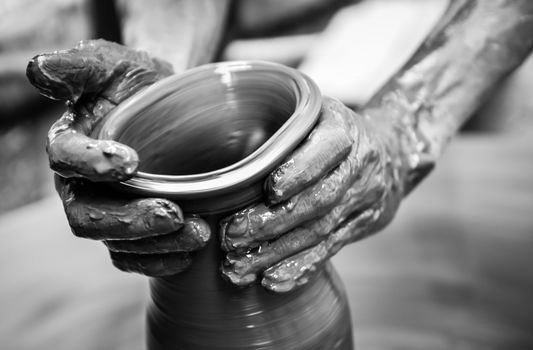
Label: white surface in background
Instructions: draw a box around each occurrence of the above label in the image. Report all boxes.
[223,34,318,66]
[299,0,449,106]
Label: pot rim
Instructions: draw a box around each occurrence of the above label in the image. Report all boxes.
[95,60,321,199]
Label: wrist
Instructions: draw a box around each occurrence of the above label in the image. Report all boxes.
[363,92,435,197]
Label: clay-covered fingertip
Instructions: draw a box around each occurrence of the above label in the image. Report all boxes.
[181,217,211,251]
[99,141,140,181]
[261,274,296,293]
[25,56,52,97]
[221,211,250,238]
[263,269,310,293]
[26,53,79,101]
[220,216,259,253]
[191,218,211,245]
[48,133,140,182]
[221,265,257,286]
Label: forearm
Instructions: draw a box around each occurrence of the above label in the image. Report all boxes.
[363,0,533,193]
[115,0,230,73]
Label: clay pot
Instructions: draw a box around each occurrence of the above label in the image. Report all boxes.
[96,61,353,349]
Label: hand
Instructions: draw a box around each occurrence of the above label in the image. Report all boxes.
[27,39,211,276]
[220,96,407,292]
[220,0,533,293]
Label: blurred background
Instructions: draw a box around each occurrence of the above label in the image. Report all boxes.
[1,0,532,349]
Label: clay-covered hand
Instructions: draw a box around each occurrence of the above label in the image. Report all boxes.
[27,39,210,276]
[220,96,409,292]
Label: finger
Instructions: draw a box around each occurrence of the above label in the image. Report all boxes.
[220,168,386,286]
[221,224,322,286]
[265,96,355,204]
[260,151,406,291]
[220,106,383,253]
[221,155,358,252]
[47,111,139,181]
[261,209,377,293]
[56,176,184,240]
[109,251,191,277]
[26,39,172,103]
[221,178,343,253]
[105,217,211,254]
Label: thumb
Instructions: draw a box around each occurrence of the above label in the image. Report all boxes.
[27,39,173,181]
[26,39,173,103]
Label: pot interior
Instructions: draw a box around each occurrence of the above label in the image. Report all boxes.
[114,69,299,176]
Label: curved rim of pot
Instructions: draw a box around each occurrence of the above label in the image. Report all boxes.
[95,60,322,199]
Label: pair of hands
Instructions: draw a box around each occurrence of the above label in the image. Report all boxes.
[27,39,405,292]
